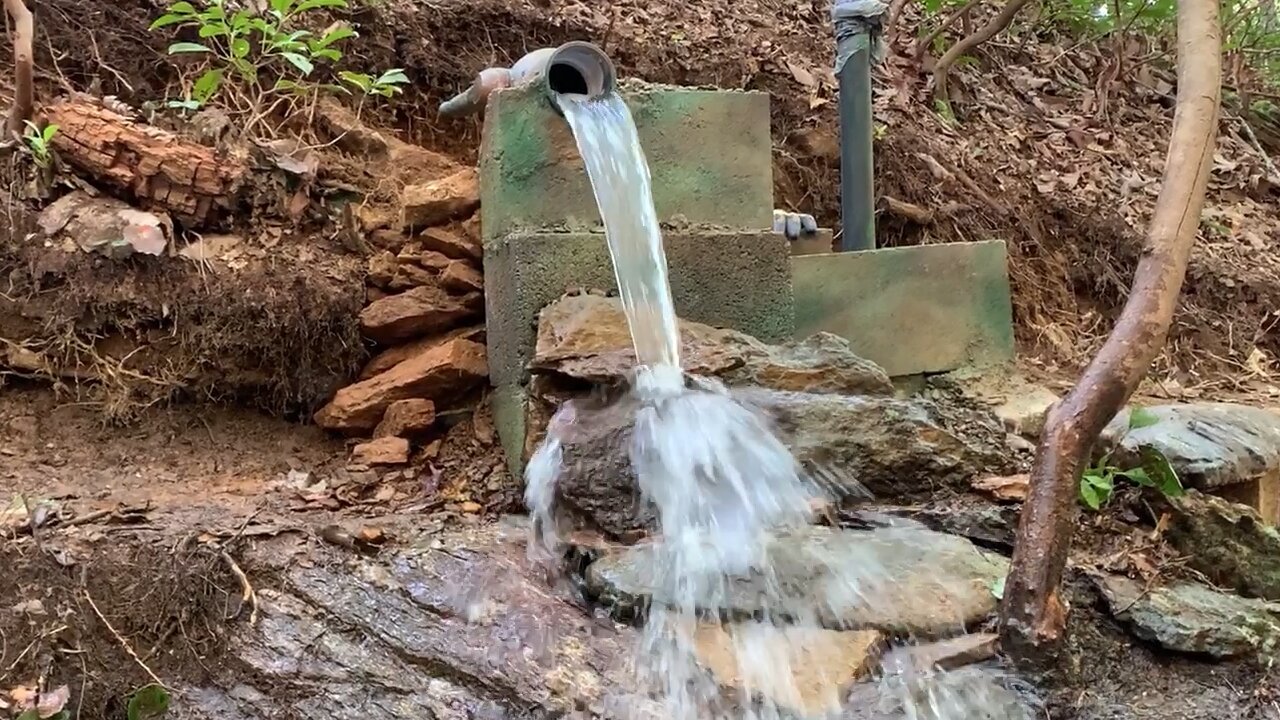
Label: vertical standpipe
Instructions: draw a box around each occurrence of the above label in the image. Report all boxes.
[832,0,887,252]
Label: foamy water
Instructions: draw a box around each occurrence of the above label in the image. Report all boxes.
[525,90,1031,720]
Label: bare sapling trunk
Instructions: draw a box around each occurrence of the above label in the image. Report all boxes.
[914,0,983,63]
[932,0,1031,107]
[4,0,33,137]
[998,0,1222,659]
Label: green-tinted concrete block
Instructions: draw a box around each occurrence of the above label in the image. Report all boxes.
[485,231,794,386]
[491,382,528,480]
[792,241,1014,376]
[479,84,774,240]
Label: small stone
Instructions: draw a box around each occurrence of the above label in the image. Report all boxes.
[418,227,482,262]
[314,338,487,432]
[374,399,437,438]
[994,387,1059,438]
[403,168,479,229]
[351,437,410,466]
[369,229,408,252]
[359,326,486,380]
[359,283,481,344]
[387,263,438,292]
[693,623,883,717]
[1095,573,1280,660]
[439,260,484,294]
[880,633,999,674]
[367,251,398,289]
[460,501,482,514]
[403,248,455,272]
[971,474,1029,503]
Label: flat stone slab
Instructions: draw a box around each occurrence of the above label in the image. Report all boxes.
[484,231,794,386]
[585,525,1009,637]
[1095,574,1280,660]
[1103,403,1280,489]
[792,242,1014,377]
[480,84,774,240]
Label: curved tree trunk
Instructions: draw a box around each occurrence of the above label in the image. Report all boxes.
[998,0,1222,660]
[4,0,33,136]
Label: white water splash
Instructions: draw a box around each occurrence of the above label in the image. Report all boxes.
[525,90,1032,720]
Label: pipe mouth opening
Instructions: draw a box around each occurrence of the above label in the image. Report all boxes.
[546,42,616,100]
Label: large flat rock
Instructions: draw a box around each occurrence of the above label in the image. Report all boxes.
[585,525,1009,637]
[1102,403,1280,489]
[1096,574,1280,661]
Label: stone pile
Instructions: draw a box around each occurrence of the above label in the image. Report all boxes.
[313,165,489,467]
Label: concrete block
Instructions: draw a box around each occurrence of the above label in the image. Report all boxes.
[1216,471,1280,526]
[485,231,794,386]
[790,229,835,256]
[792,241,1014,377]
[479,84,774,240]
[490,382,528,480]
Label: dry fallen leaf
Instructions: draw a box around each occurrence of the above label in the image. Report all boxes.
[971,474,1030,503]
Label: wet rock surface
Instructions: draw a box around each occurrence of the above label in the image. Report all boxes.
[692,624,884,716]
[184,519,643,720]
[1095,574,1280,660]
[585,525,1008,637]
[1164,490,1280,600]
[1101,403,1280,489]
[532,295,893,395]
[549,388,1008,537]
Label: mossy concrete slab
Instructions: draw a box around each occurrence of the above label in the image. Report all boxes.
[792,241,1014,377]
[479,85,773,240]
[485,231,794,387]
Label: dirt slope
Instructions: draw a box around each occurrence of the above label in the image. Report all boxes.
[0,0,1272,406]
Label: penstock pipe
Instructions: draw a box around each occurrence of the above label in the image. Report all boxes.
[438,41,617,119]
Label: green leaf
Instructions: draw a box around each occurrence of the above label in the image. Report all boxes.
[1139,445,1184,498]
[230,58,258,83]
[270,0,295,16]
[197,22,228,38]
[231,37,251,58]
[374,68,409,86]
[1127,406,1161,431]
[339,70,372,91]
[315,25,356,48]
[1119,467,1156,488]
[1079,479,1104,510]
[168,42,211,54]
[989,576,1006,600]
[17,710,40,720]
[297,0,350,12]
[280,52,315,75]
[193,68,224,103]
[149,13,192,30]
[127,684,171,720]
[167,98,202,111]
[168,1,197,12]
[41,124,59,143]
[313,48,342,62]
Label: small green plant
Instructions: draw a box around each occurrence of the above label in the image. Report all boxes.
[126,684,171,720]
[150,0,408,115]
[21,121,58,169]
[1078,406,1184,511]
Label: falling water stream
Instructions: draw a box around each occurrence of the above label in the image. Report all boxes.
[524,91,1032,720]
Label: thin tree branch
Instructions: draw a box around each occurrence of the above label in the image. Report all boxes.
[932,0,1032,111]
[4,0,33,137]
[998,0,1222,661]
